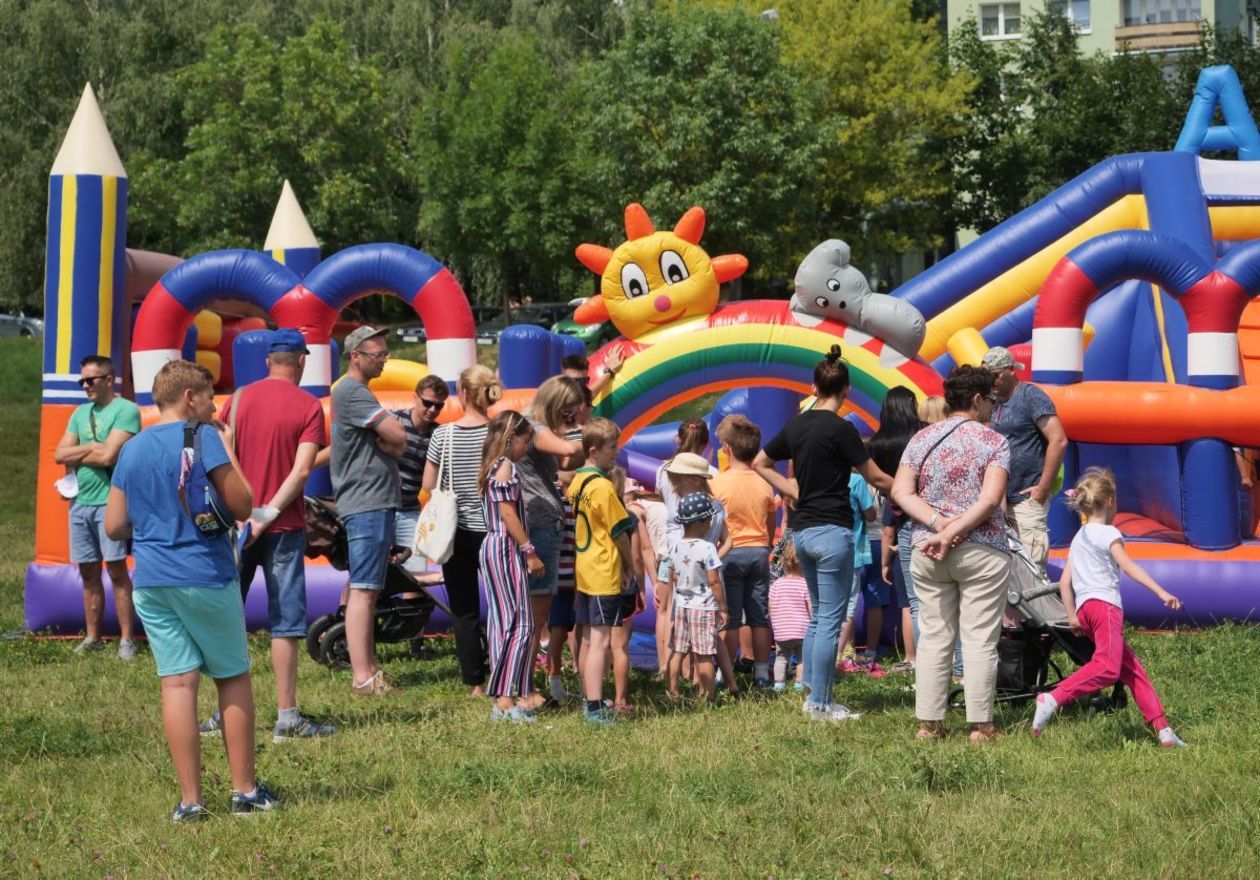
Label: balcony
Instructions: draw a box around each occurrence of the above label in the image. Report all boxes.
[1114,21,1201,53]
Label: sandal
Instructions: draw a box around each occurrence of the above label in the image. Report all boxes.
[968,725,999,745]
[916,722,947,740]
[351,671,393,696]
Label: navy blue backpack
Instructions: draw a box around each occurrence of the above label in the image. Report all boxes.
[178,421,234,538]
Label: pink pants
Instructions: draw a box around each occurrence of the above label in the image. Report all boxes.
[1050,599,1167,730]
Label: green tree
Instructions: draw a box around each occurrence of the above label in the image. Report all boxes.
[131,19,412,261]
[573,5,824,291]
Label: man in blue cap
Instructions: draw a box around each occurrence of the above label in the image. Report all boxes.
[202,327,335,740]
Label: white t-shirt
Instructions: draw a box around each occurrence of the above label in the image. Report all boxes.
[667,537,723,611]
[638,498,669,557]
[1068,523,1125,611]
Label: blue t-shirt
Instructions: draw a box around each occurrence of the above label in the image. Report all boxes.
[848,473,874,567]
[112,422,237,589]
[991,382,1057,507]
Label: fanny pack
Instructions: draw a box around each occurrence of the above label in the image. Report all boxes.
[178,421,235,538]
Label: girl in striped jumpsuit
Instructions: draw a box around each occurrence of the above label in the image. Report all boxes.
[479,411,544,723]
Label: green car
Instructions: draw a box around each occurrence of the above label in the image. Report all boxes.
[551,301,620,351]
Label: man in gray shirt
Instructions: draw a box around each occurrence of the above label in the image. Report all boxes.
[331,326,407,694]
[984,346,1068,571]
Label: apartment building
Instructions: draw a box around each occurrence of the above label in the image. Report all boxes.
[947,0,1256,55]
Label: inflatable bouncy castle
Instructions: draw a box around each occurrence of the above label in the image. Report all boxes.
[25,66,1260,646]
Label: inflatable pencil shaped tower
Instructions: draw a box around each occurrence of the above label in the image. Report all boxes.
[263,180,329,393]
[42,84,128,402]
[33,84,128,572]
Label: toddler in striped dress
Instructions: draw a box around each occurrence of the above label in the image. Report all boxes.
[479,411,545,723]
[768,541,811,692]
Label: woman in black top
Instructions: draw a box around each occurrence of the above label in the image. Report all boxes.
[754,345,892,721]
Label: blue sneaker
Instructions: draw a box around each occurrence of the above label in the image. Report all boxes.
[753,677,773,689]
[491,706,536,724]
[273,714,336,742]
[230,782,280,815]
[582,707,617,727]
[793,682,805,693]
[198,710,222,737]
[170,801,209,823]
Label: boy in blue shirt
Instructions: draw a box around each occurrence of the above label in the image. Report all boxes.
[106,360,278,821]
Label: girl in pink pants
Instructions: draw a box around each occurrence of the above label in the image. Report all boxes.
[1031,468,1187,747]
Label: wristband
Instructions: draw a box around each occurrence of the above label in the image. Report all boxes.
[520,543,536,555]
[253,505,280,525]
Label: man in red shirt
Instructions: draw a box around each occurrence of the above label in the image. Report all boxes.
[204,328,333,741]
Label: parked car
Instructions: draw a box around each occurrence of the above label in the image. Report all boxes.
[0,312,44,339]
[476,303,571,346]
[399,305,502,343]
[552,301,619,351]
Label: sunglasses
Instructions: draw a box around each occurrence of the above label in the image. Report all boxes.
[419,398,445,412]
[78,374,113,388]
[561,407,579,422]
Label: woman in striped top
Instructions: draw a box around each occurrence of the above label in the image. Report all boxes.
[479,412,543,722]
[424,365,500,694]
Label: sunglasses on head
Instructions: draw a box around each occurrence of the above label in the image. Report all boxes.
[419,398,445,412]
[78,374,113,388]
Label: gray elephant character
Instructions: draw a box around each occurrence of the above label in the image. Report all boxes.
[790,239,926,357]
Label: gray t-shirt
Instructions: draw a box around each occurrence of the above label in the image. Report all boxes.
[331,377,399,517]
[990,381,1056,507]
[517,418,565,532]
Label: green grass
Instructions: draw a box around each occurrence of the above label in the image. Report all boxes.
[3,339,1260,878]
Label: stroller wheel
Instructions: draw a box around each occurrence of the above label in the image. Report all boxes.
[409,638,436,660]
[306,614,337,663]
[319,621,351,669]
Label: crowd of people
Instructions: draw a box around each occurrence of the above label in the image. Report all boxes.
[56,330,1189,822]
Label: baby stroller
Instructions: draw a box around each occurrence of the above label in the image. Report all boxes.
[303,497,452,668]
[950,527,1126,711]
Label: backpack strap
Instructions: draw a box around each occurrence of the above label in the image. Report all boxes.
[177,421,199,520]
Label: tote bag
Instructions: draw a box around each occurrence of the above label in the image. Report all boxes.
[414,425,458,565]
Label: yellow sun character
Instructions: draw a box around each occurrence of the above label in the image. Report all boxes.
[574,203,748,343]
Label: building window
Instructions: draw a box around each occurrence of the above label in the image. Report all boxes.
[1122,0,1201,26]
[980,2,1021,37]
[1051,0,1091,30]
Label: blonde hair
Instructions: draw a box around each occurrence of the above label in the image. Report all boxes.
[918,395,947,424]
[581,418,621,455]
[479,410,532,494]
[527,375,586,432]
[459,365,502,416]
[153,360,214,410]
[780,540,801,576]
[610,466,626,498]
[1067,467,1116,517]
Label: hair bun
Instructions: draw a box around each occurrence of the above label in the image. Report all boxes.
[487,382,502,404]
[827,344,843,363]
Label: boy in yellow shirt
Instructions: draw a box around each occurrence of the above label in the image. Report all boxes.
[566,418,637,726]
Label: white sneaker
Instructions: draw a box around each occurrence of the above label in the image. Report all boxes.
[118,640,138,662]
[810,703,861,722]
[1031,693,1057,737]
[1158,727,1188,748]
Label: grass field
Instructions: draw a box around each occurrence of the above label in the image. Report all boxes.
[2,338,1260,878]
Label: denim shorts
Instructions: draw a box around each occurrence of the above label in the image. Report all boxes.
[526,520,562,596]
[69,503,129,564]
[393,508,428,574]
[722,547,770,630]
[861,563,891,607]
[133,582,250,679]
[575,592,632,627]
[239,529,308,637]
[345,508,396,591]
[549,588,577,630]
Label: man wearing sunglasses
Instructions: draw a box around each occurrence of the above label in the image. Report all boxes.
[54,355,141,659]
[392,374,450,575]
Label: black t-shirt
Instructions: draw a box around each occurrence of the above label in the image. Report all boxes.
[763,410,870,531]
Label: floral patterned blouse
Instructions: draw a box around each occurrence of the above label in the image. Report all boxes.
[900,416,1010,552]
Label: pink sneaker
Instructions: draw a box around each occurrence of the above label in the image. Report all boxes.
[865,662,887,678]
[838,658,861,674]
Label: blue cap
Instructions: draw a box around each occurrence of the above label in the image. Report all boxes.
[675,491,716,525]
[269,328,310,354]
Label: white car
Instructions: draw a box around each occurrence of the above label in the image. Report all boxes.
[0,312,43,339]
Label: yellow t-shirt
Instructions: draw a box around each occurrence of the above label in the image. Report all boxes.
[566,467,635,596]
[711,468,775,548]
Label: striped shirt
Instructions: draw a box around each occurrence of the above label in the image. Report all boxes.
[768,575,811,643]
[426,423,490,532]
[392,410,433,512]
[557,502,577,590]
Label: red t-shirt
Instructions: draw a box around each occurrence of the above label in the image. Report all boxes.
[221,378,327,532]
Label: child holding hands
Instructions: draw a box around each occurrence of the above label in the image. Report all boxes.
[1032,468,1187,746]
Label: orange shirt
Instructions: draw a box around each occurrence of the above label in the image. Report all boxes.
[710,467,775,548]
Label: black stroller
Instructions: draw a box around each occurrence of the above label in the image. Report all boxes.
[951,528,1126,711]
[302,497,452,668]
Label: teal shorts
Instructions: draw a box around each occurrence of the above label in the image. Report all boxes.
[133,583,251,679]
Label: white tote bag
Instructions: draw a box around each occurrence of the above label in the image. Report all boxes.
[414,425,458,565]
